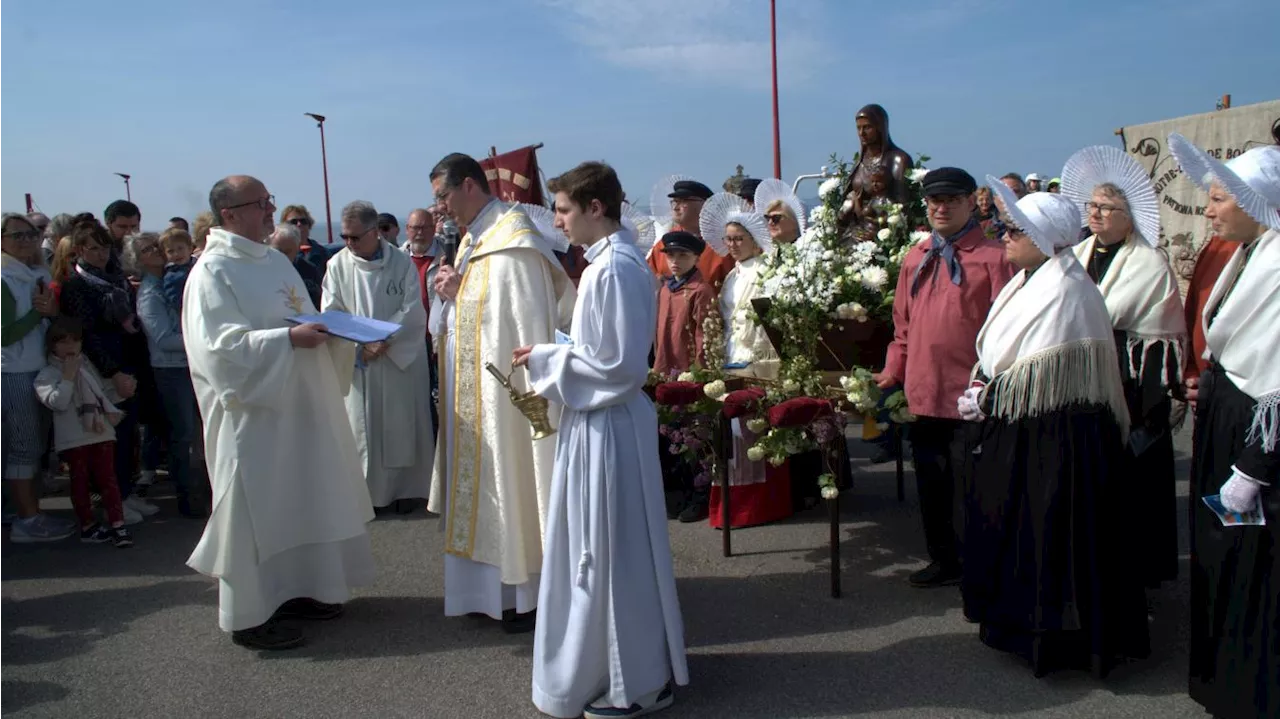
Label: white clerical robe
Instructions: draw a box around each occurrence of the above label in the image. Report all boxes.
[183,228,374,632]
[322,241,434,507]
[427,199,576,618]
[526,233,688,718]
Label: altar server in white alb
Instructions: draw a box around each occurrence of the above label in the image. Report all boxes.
[514,161,687,719]
[323,200,434,511]
[183,176,374,651]
[427,153,576,633]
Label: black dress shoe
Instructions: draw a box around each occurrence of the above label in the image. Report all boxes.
[678,500,709,523]
[274,598,344,621]
[501,609,536,634]
[908,561,962,588]
[178,495,208,519]
[232,621,304,650]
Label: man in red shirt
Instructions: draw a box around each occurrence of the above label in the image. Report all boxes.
[647,180,734,293]
[875,167,1016,587]
[405,207,440,431]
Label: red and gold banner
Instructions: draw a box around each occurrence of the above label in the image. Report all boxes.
[478,145,544,204]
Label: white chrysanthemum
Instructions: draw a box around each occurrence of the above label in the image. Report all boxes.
[820,485,839,500]
[782,379,801,393]
[703,380,727,400]
[908,168,929,183]
[887,214,903,227]
[746,418,768,434]
[861,266,889,291]
[677,372,695,382]
[877,228,892,241]
[746,446,766,462]
[819,177,842,199]
[910,230,931,244]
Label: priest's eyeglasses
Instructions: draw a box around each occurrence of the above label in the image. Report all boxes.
[224,195,276,212]
[1085,202,1127,217]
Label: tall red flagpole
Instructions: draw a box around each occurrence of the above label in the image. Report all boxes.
[305,113,334,244]
[771,0,781,180]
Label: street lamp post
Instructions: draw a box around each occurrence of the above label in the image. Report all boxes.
[304,113,334,244]
[770,0,781,180]
[114,172,132,201]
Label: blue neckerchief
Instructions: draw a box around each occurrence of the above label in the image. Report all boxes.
[665,269,695,292]
[910,218,976,296]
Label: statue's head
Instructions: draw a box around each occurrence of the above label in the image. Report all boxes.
[855,104,891,150]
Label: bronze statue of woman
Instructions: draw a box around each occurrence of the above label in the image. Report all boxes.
[837,104,914,236]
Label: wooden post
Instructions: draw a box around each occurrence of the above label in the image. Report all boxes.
[1221,94,1231,109]
[718,412,732,557]
[828,492,841,598]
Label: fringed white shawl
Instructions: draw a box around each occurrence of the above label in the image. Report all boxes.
[1073,235,1187,384]
[1203,229,1280,453]
[976,250,1130,439]
[720,255,777,364]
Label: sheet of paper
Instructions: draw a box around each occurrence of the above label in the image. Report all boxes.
[1201,494,1267,527]
[555,330,573,346]
[286,311,401,345]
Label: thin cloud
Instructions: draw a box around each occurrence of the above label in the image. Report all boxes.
[538,0,830,90]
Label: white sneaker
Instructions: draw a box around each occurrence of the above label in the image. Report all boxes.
[124,495,159,517]
[121,504,144,525]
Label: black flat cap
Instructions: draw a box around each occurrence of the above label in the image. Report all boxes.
[920,167,977,197]
[737,178,762,202]
[377,213,399,227]
[668,180,714,201]
[659,230,706,255]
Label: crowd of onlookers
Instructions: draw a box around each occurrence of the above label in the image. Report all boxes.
[2,203,217,548]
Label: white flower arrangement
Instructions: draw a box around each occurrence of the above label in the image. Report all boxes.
[821,485,840,500]
[677,371,696,382]
[702,379,727,401]
[746,446,766,462]
[746,417,768,434]
[754,153,925,433]
[908,167,930,183]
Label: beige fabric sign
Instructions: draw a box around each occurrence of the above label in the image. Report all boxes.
[1120,99,1279,281]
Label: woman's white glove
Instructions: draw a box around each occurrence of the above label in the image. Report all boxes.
[957,384,986,422]
[1219,470,1263,513]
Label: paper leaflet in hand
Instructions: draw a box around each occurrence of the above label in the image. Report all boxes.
[1201,494,1267,527]
[286,311,400,344]
[555,330,573,346]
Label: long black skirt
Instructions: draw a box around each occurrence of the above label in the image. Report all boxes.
[1188,364,1280,719]
[962,403,1150,677]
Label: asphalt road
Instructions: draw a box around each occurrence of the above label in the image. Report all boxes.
[3,427,1203,719]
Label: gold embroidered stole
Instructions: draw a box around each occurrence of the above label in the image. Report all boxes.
[443,209,541,558]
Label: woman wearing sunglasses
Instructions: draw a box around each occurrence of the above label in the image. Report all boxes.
[2,213,76,542]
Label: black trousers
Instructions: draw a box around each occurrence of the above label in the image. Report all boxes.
[910,416,975,567]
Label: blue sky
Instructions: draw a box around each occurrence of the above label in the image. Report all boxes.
[3,0,1278,226]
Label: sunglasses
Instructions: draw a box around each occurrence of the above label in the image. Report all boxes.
[340,229,371,242]
[764,213,785,225]
[287,217,313,227]
[378,224,395,232]
[4,230,41,242]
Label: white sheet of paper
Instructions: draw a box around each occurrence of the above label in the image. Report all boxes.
[287,311,401,345]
